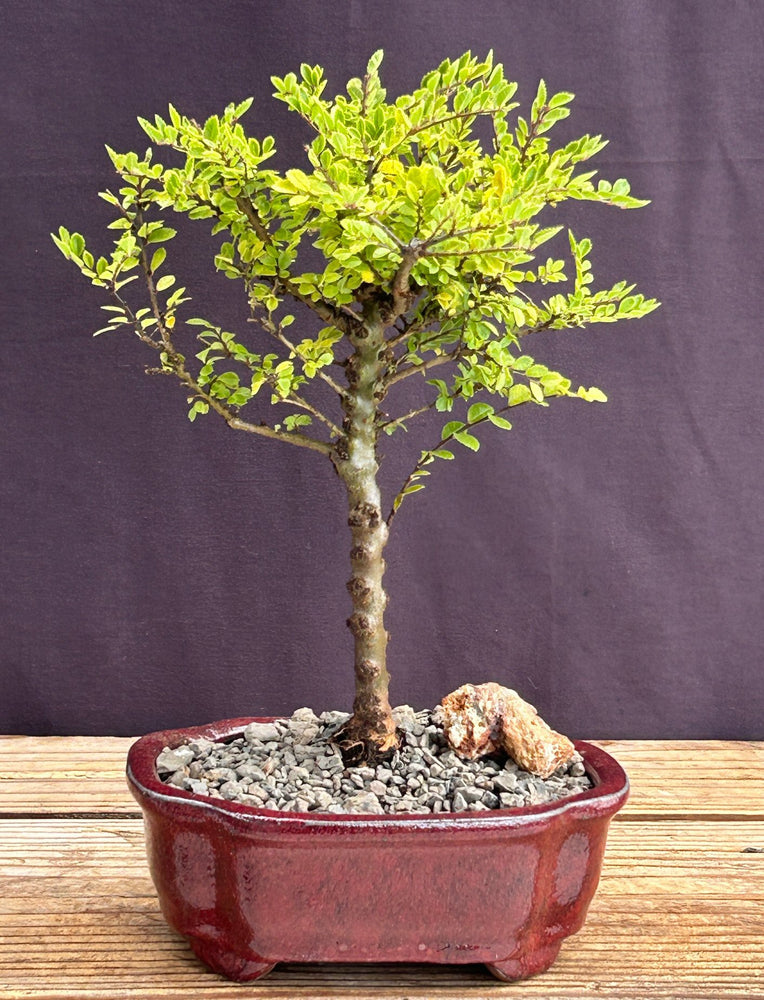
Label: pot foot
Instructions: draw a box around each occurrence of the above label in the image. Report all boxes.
[486,940,562,982]
[189,939,275,982]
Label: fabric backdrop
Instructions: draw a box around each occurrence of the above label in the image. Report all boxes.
[2,0,762,738]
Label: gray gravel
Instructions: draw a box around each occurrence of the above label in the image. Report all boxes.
[156,705,592,815]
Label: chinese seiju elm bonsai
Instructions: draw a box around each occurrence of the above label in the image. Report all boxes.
[53,50,657,763]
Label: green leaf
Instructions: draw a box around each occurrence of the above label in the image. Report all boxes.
[367,49,384,73]
[442,420,464,438]
[488,413,513,430]
[508,384,532,406]
[146,227,177,243]
[150,248,166,272]
[549,90,575,108]
[529,381,545,402]
[155,274,175,291]
[431,448,455,460]
[467,402,494,424]
[203,116,219,141]
[577,386,608,402]
[454,431,480,451]
[188,400,209,422]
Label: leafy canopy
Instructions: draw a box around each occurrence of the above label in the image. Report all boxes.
[53,50,658,519]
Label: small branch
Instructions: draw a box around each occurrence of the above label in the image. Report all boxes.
[417,212,458,250]
[235,196,363,336]
[367,106,505,179]
[247,306,346,399]
[423,243,534,259]
[379,399,439,433]
[386,401,511,526]
[408,106,506,139]
[109,278,329,456]
[519,108,547,169]
[385,297,445,350]
[423,221,520,250]
[132,199,176,353]
[368,217,406,250]
[387,317,419,349]
[519,316,556,338]
[283,392,343,438]
[228,415,333,456]
[386,347,461,387]
[234,195,275,248]
[276,327,346,398]
[176,369,333,457]
[123,205,334,459]
[109,285,160,351]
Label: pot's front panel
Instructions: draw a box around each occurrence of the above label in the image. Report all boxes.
[236,836,541,962]
[142,806,610,966]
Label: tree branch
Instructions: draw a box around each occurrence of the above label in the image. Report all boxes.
[366,106,505,181]
[282,392,343,438]
[379,399,439,433]
[176,369,333,456]
[385,350,460,387]
[423,221,520,250]
[423,243,534,259]
[235,195,364,336]
[389,246,419,319]
[125,205,335,459]
[247,304,346,399]
[114,272,331,456]
[368,216,407,250]
[386,400,512,525]
[408,106,506,139]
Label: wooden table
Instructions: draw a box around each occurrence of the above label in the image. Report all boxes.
[1,738,762,999]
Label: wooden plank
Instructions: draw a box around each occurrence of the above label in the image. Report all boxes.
[0,818,762,999]
[0,736,139,816]
[1,905,762,999]
[598,739,764,818]
[2,737,763,818]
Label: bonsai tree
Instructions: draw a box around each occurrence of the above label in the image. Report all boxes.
[53,50,657,762]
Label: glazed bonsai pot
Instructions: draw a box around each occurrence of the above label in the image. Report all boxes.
[126,718,629,983]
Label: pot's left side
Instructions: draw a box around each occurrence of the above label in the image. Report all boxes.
[142,796,278,979]
[127,724,280,981]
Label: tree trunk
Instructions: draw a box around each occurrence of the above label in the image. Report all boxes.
[334,305,397,760]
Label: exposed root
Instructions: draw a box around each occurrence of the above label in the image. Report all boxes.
[334,716,399,767]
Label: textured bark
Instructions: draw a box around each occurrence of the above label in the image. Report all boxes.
[334,304,397,759]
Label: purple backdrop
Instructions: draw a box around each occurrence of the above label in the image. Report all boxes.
[2,1,762,738]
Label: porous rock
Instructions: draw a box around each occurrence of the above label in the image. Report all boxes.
[441,682,575,779]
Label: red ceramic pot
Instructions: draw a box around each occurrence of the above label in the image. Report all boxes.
[126,718,628,983]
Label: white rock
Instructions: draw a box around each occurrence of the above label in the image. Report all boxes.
[344,791,385,814]
[244,722,281,743]
[156,746,194,773]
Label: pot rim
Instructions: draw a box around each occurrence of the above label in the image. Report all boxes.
[126,717,629,832]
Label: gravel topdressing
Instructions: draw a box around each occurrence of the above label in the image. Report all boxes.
[156,705,592,815]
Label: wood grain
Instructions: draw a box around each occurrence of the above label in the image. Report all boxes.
[0,737,762,998]
[3,736,763,817]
